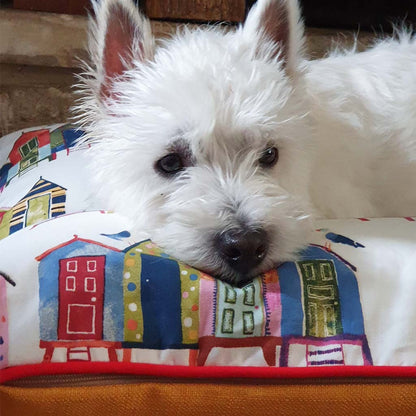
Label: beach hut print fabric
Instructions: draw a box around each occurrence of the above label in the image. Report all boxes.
[36,236,124,362]
[0,177,67,239]
[278,245,372,367]
[12,178,66,233]
[1,125,416,373]
[122,241,201,350]
[34,230,371,367]
[198,244,371,367]
[37,237,123,337]
[0,124,82,189]
[0,123,83,241]
[35,237,204,363]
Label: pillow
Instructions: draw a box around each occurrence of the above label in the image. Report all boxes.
[1,124,415,383]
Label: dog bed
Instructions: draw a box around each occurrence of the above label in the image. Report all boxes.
[1,124,415,415]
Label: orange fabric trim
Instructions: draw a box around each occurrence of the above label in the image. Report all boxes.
[2,381,416,416]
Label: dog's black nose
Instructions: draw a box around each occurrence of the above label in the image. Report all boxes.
[216,228,269,275]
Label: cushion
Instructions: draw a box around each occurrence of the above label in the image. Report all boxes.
[1,124,416,385]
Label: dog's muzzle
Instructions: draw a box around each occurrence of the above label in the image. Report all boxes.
[215,228,269,278]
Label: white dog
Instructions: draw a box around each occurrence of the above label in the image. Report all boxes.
[75,0,416,285]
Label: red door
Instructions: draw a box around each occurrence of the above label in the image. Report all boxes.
[58,256,105,340]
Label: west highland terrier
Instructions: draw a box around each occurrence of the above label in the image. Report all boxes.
[75,0,416,285]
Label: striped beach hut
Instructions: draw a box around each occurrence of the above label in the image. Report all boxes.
[0,210,12,241]
[9,177,67,235]
[122,240,201,351]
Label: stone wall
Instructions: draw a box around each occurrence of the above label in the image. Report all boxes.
[0,8,376,135]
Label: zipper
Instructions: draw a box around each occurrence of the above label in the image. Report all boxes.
[5,374,153,388]
[5,374,416,388]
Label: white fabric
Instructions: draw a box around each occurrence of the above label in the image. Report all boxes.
[1,125,415,369]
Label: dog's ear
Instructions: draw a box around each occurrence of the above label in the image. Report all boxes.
[243,0,304,73]
[88,0,154,99]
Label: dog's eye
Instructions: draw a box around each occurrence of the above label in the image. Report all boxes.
[259,147,278,167]
[156,153,184,175]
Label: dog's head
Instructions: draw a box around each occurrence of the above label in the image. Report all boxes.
[76,0,314,285]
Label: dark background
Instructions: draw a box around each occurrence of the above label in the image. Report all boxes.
[9,0,416,31]
[299,0,416,30]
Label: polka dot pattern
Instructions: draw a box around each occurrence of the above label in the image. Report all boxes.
[123,245,143,343]
[122,240,201,346]
[179,263,200,344]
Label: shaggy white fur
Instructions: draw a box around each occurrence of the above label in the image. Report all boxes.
[74,0,416,284]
